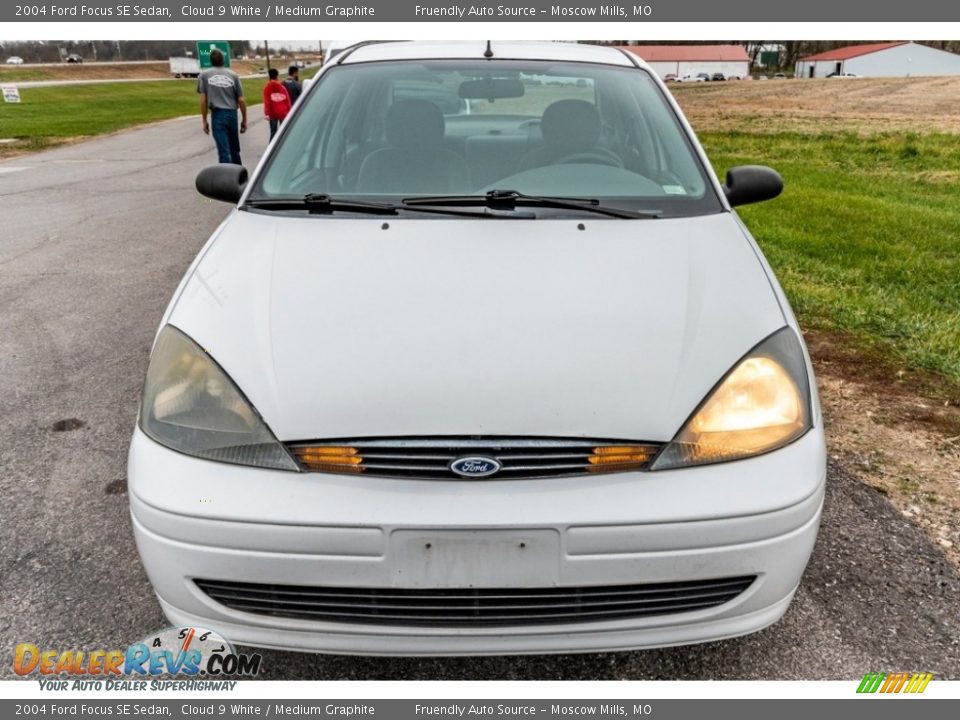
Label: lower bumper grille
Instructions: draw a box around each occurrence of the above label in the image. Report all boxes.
[286,437,663,479]
[194,576,755,627]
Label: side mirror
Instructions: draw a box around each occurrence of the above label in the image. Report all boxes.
[196,164,248,204]
[723,165,783,207]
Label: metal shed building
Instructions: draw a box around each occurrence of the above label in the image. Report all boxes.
[619,45,751,80]
[796,41,960,78]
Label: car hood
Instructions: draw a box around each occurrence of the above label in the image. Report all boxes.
[167,210,785,442]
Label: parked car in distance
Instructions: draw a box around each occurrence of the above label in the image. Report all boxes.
[65,54,83,63]
[663,73,678,82]
[5,56,24,65]
[711,72,726,81]
[773,72,787,79]
[131,40,826,657]
[697,72,711,81]
[678,73,706,82]
[827,72,859,78]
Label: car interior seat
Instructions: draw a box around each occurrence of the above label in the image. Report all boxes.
[519,99,622,169]
[356,99,470,194]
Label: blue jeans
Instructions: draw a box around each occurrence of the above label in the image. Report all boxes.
[211,108,241,165]
[269,118,280,140]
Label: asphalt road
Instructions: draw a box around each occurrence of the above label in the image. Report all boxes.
[1,117,959,680]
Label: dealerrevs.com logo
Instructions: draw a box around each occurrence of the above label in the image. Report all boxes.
[14,627,261,690]
[857,672,933,694]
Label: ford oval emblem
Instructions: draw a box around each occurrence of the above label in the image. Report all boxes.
[450,456,501,478]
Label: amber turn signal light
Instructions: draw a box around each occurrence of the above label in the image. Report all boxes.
[292,446,364,473]
[587,445,654,472]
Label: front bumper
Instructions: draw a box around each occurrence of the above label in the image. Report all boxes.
[128,427,826,656]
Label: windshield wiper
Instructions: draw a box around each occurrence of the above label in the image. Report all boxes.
[244,194,399,215]
[402,189,660,219]
[244,193,530,219]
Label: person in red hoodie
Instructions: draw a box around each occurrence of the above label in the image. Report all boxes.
[263,68,292,140]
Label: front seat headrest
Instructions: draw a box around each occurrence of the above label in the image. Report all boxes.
[541,99,601,148]
[385,99,445,148]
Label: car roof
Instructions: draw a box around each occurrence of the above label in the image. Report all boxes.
[338,41,640,68]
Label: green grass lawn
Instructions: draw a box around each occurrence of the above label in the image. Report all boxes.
[0,67,319,139]
[704,131,960,385]
[1,79,263,138]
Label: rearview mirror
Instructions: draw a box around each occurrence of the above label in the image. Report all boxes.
[196,164,248,204]
[459,77,525,100]
[723,165,783,207]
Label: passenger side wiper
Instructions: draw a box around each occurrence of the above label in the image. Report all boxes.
[402,190,660,219]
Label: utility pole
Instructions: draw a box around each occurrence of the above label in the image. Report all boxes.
[264,40,270,71]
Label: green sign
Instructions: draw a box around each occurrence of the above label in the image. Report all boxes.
[196,41,231,69]
[759,50,781,67]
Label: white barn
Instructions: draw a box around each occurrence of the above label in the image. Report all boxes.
[619,45,751,80]
[796,42,960,79]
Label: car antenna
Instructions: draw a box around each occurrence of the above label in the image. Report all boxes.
[484,40,494,58]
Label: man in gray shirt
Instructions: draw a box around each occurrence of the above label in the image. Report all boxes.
[197,49,248,165]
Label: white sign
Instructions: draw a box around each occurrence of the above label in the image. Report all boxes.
[2,85,21,103]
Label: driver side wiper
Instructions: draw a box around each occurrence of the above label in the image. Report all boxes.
[243,193,530,219]
[244,194,399,214]
[402,190,660,219]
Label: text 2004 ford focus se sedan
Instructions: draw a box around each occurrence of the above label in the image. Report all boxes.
[128,41,826,655]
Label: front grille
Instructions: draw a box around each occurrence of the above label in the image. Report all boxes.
[194,576,755,627]
[286,437,663,479]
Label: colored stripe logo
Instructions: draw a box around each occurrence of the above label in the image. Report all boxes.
[857,672,932,694]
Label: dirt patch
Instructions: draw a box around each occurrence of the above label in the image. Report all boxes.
[0,59,288,83]
[0,62,173,82]
[806,329,960,568]
[0,136,80,160]
[671,77,960,134]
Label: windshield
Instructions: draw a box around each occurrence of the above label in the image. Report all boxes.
[250,59,722,218]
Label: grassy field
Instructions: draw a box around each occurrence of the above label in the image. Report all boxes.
[701,130,960,385]
[0,66,319,143]
[669,78,960,389]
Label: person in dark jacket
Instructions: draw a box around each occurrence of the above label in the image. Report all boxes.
[283,65,303,105]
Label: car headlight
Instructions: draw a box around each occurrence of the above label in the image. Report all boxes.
[651,327,812,470]
[139,325,299,471]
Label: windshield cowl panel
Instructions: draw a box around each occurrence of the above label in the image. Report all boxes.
[249,59,723,219]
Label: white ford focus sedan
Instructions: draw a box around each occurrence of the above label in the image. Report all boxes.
[129,41,826,655]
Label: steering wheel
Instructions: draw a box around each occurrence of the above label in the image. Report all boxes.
[555,149,623,168]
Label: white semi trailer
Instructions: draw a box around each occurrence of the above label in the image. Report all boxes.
[169,57,201,78]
